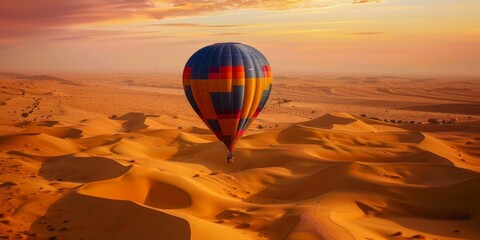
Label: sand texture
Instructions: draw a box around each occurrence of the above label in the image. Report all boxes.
[1,73,480,240]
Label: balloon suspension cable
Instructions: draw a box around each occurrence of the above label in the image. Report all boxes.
[227,152,234,164]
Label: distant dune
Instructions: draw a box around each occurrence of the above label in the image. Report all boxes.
[404,103,480,115]
[0,72,81,86]
[1,73,480,239]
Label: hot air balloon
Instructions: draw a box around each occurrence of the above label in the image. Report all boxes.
[182,42,272,163]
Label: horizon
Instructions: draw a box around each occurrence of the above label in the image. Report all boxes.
[0,0,479,76]
[1,71,478,80]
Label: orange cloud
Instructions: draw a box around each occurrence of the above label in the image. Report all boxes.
[147,0,308,19]
[147,0,381,19]
[208,32,247,36]
[348,32,385,35]
[0,0,379,35]
[0,0,151,39]
[0,0,385,45]
[353,0,382,3]
[153,23,244,28]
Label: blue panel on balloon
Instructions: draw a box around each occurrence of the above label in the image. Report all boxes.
[221,44,232,67]
[210,86,244,115]
[207,119,222,132]
[258,84,272,109]
[232,85,244,111]
[210,92,231,114]
[237,118,247,131]
[197,45,217,79]
[184,86,201,115]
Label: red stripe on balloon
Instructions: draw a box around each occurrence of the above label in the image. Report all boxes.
[220,66,232,79]
[253,108,262,118]
[232,66,244,79]
[217,111,241,119]
[183,66,192,79]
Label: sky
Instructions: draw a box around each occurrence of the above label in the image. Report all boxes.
[0,0,478,76]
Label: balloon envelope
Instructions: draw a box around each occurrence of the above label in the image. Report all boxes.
[182,42,272,152]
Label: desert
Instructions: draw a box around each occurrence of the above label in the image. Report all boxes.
[1,72,479,239]
[1,0,479,239]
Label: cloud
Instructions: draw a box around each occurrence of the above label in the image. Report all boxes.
[147,0,310,19]
[45,29,127,41]
[0,0,385,42]
[47,35,92,41]
[147,0,382,19]
[348,32,385,35]
[208,32,247,36]
[153,23,244,28]
[0,45,13,51]
[0,0,150,23]
[0,0,151,37]
[352,0,382,3]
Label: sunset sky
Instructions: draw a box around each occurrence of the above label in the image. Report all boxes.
[0,0,478,76]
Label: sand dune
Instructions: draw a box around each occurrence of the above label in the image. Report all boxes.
[300,112,381,132]
[2,111,480,239]
[1,74,480,239]
[404,104,480,115]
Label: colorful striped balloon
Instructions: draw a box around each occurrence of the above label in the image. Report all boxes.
[182,42,272,154]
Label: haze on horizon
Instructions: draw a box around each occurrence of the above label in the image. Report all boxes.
[0,0,478,77]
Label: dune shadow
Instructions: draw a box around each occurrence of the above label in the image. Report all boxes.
[6,150,45,160]
[57,128,83,139]
[37,120,59,127]
[402,103,480,115]
[407,151,455,166]
[116,112,160,132]
[300,113,357,129]
[144,182,192,209]
[355,201,376,215]
[39,155,131,183]
[30,192,191,240]
[378,176,480,238]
